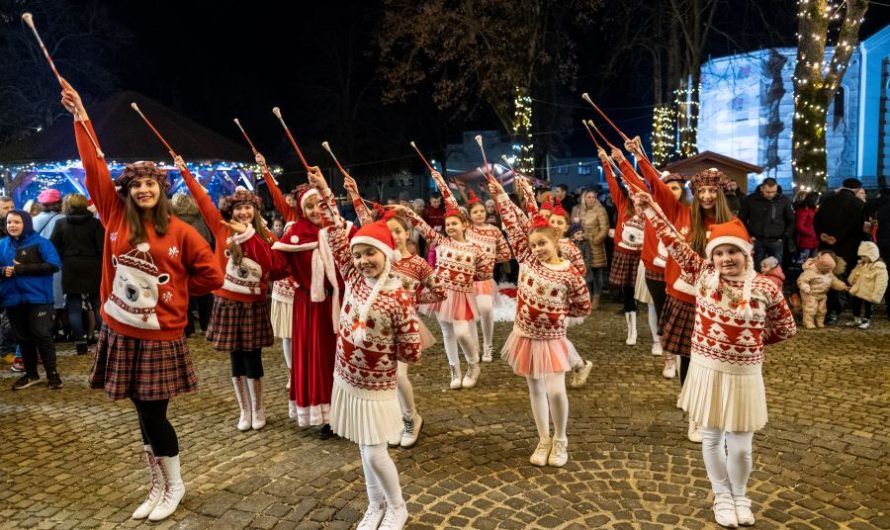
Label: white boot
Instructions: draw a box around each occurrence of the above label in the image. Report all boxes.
[356,500,386,530]
[148,455,186,521]
[131,445,164,519]
[625,312,637,346]
[246,378,266,430]
[461,362,481,388]
[481,345,494,363]
[651,341,663,356]
[569,360,593,388]
[378,502,409,530]
[448,364,462,390]
[232,377,251,431]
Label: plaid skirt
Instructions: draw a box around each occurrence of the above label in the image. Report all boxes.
[89,325,196,401]
[609,249,640,287]
[660,295,695,357]
[645,267,665,282]
[206,296,274,351]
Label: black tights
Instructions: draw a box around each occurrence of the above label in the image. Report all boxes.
[679,355,690,386]
[645,278,667,326]
[133,399,178,457]
[230,349,264,378]
[621,285,637,313]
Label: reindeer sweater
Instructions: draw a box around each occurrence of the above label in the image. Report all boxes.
[75,120,223,340]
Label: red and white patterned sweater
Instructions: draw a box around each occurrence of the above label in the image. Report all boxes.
[405,209,492,294]
[323,207,421,392]
[467,224,511,280]
[392,254,446,306]
[559,238,587,276]
[646,209,796,368]
[497,194,591,340]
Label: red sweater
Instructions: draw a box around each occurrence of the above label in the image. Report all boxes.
[262,168,298,223]
[620,157,666,272]
[604,160,643,256]
[75,121,223,340]
[181,167,277,303]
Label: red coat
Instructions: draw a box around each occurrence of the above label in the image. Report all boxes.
[795,207,818,250]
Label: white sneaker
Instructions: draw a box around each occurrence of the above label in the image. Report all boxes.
[132,446,163,519]
[448,364,462,390]
[481,345,494,363]
[400,414,423,448]
[529,438,552,466]
[662,357,676,379]
[461,363,480,388]
[687,420,703,443]
[569,361,593,388]
[713,493,739,528]
[377,502,408,530]
[147,455,186,521]
[734,496,755,526]
[356,501,386,530]
[651,342,663,356]
[547,438,569,467]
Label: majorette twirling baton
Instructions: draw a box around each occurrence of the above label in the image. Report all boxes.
[582,120,625,178]
[409,141,436,173]
[22,12,104,158]
[233,118,278,184]
[130,103,178,158]
[271,107,311,172]
[581,92,650,161]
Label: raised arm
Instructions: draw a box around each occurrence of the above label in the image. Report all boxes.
[429,170,460,210]
[343,174,373,226]
[400,206,442,246]
[256,153,296,223]
[309,167,357,279]
[176,157,223,230]
[619,143,683,221]
[636,193,705,281]
[490,181,531,263]
[602,149,627,212]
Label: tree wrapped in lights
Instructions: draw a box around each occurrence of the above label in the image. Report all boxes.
[512,86,534,174]
[651,105,675,166]
[792,0,868,190]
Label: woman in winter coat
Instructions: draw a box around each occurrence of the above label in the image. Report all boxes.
[50,193,104,354]
[3,209,63,390]
[572,190,609,309]
[795,192,819,262]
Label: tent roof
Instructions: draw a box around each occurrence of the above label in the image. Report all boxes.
[0,91,251,164]
[663,150,763,174]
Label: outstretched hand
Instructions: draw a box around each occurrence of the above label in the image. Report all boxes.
[343,175,359,196]
[632,191,654,211]
[220,219,248,234]
[255,153,267,168]
[307,166,328,191]
[610,147,625,164]
[173,155,187,173]
[488,178,505,197]
[624,136,644,156]
[59,78,86,118]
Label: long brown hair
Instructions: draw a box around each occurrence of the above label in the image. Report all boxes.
[126,194,172,246]
[690,190,733,257]
[229,208,274,265]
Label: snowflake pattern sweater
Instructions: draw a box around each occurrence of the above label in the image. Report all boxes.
[497,194,591,340]
[75,120,223,340]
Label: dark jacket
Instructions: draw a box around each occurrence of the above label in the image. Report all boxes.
[738,189,794,240]
[813,188,867,263]
[50,209,104,295]
[175,212,214,246]
[875,192,890,251]
[0,210,61,307]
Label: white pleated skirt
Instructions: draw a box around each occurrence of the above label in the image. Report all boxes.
[678,354,767,432]
[634,260,653,304]
[270,298,293,339]
[330,374,402,445]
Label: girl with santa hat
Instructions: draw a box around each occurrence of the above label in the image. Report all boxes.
[178,161,282,432]
[310,168,421,530]
[63,82,223,522]
[633,191,796,528]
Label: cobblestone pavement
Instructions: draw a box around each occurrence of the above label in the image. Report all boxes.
[1,303,888,530]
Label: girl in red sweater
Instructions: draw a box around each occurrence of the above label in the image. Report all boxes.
[63,83,223,522]
[178,162,280,432]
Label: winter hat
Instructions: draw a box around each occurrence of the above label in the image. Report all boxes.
[690,167,730,192]
[857,241,880,263]
[37,189,61,205]
[551,198,569,221]
[115,162,171,199]
[661,170,687,184]
[815,252,836,273]
[290,184,320,219]
[118,242,160,276]
[5,209,34,238]
[760,256,779,270]
[842,178,863,190]
[349,211,402,342]
[220,186,263,219]
[705,218,756,317]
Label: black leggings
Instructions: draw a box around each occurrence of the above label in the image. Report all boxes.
[679,355,690,386]
[645,278,667,327]
[133,399,178,457]
[621,285,637,313]
[230,349,264,378]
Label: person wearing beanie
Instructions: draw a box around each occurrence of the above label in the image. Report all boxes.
[64,82,224,522]
[33,187,66,328]
[396,180,492,391]
[845,242,888,329]
[309,168,421,530]
[489,177,591,468]
[759,256,785,291]
[178,158,287,433]
[2,209,63,390]
[634,191,796,529]
[343,175,445,448]
[797,250,848,329]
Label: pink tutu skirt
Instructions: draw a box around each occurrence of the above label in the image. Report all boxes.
[418,319,437,350]
[431,289,478,322]
[500,330,582,378]
[473,278,496,296]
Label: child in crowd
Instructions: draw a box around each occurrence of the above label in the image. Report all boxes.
[797,250,847,329]
[759,256,785,291]
[490,178,591,467]
[634,192,796,528]
[846,242,888,329]
[310,168,420,530]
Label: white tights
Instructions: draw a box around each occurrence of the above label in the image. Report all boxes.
[475,294,494,351]
[701,428,754,497]
[526,373,568,442]
[281,338,292,369]
[359,443,404,507]
[396,361,415,419]
[437,317,479,366]
[647,304,661,346]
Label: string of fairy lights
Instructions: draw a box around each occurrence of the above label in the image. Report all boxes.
[511,87,535,175]
[650,105,675,166]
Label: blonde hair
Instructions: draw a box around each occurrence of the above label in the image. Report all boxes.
[63,193,89,214]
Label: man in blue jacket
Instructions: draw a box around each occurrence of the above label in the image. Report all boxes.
[1,209,63,390]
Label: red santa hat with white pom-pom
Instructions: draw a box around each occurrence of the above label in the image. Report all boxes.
[705,218,756,317]
[349,211,402,341]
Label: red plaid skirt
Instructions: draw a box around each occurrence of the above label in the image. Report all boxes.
[609,249,640,287]
[660,295,695,357]
[89,325,196,401]
[206,296,274,351]
[645,267,665,282]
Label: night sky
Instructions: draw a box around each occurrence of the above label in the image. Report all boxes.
[80,1,888,177]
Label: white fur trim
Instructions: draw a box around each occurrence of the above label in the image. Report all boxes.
[350,235,395,259]
[272,240,318,253]
[300,188,320,211]
[706,236,752,258]
[229,224,256,245]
